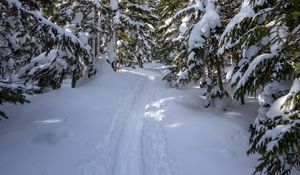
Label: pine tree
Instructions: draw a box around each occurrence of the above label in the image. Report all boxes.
[109,0,157,67]
[0,0,97,117]
[52,0,102,58]
[0,83,29,120]
[155,0,189,64]
[219,0,300,174]
[160,0,202,85]
[1,0,96,89]
[161,0,235,110]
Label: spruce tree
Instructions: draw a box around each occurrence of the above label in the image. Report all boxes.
[52,0,102,58]
[0,83,28,120]
[0,0,97,117]
[160,0,202,85]
[107,0,157,67]
[161,0,235,109]
[219,0,300,174]
[1,0,96,89]
[155,0,190,64]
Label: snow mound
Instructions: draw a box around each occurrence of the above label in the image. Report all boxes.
[214,95,233,111]
[47,127,70,144]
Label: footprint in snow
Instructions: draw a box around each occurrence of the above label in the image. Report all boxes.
[32,127,70,144]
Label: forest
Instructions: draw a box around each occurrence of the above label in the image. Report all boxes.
[0,0,300,175]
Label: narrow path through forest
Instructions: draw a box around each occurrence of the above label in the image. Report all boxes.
[0,63,261,175]
[77,67,175,175]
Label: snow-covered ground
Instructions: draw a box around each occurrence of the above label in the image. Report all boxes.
[0,62,271,175]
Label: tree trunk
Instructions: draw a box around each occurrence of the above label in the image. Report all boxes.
[138,58,143,68]
[216,63,224,91]
[240,95,245,105]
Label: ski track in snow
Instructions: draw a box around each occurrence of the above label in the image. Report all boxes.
[3,63,294,175]
[77,70,175,175]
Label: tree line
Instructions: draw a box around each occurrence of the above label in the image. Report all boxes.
[159,0,300,174]
[0,0,299,174]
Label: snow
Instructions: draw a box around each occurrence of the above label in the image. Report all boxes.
[261,36,269,45]
[0,61,270,175]
[255,0,266,6]
[71,12,83,25]
[164,0,204,26]
[114,12,145,29]
[290,78,300,93]
[226,65,235,80]
[110,0,118,11]
[7,0,22,7]
[128,3,152,14]
[218,0,255,54]
[243,45,258,59]
[254,79,300,155]
[175,0,221,80]
[265,92,288,117]
[2,0,298,173]
[269,24,288,54]
[235,53,275,91]
[160,88,259,175]
[179,15,191,34]
[18,50,68,80]
[266,79,300,118]
[46,126,70,144]
[214,95,233,111]
[78,32,89,45]
[292,25,300,35]
[188,1,221,49]
[89,0,101,8]
[188,52,195,62]
[258,81,291,119]
[107,31,117,61]
[7,0,92,63]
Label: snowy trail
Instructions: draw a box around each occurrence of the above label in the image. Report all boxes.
[77,68,174,175]
[1,63,277,175]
